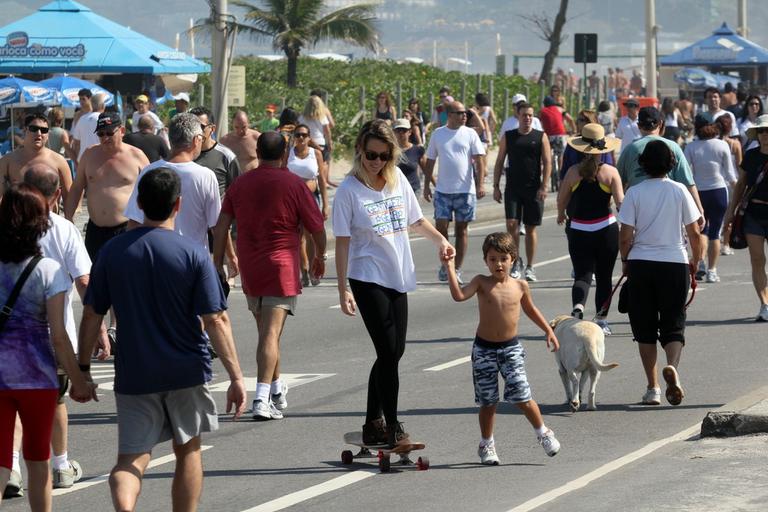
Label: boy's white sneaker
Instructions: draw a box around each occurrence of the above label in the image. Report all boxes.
[756,304,768,322]
[478,442,500,465]
[538,429,560,457]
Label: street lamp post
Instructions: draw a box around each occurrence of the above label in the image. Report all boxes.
[211,0,230,136]
[644,0,657,99]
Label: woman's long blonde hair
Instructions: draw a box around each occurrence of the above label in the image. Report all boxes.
[349,120,401,192]
[303,95,326,121]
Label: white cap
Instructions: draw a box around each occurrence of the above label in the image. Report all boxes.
[511,93,527,105]
[392,118,411,130]
[172,92,190,103]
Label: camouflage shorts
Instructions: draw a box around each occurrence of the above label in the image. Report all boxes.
[471,336,531,406]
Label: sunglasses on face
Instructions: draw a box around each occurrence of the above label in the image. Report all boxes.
[97,130,117,138]
[27,125,49,134]
[363,150,392,162]
[450,111,468,116]
[294,132,309,138]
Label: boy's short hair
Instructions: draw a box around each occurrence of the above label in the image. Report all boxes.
[482,232,517,260]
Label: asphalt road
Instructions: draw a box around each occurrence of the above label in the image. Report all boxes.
[5,212,768,512]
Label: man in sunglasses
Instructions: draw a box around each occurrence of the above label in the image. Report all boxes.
[0,113,73,207]
[424,101,487,284]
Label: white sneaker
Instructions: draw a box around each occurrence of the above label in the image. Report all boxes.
[641,387,661,405]
[52,460,82,489]
[705,269,720,283]
[456,269,464,285]
[478,441,500,465]
[252,399,283,421]
[595,319,612,336]
[510,259,522,279]
[538,429,560,457]
[438,266,448,282]
[524,266,537,282]
[271,382,288,411]
[720,245,734,256]
[757,304,768,323]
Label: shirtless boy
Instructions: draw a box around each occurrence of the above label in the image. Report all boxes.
[444,232,561,465]
[0,113,73,206]
[219,111,261,171]
[64,112,149,262]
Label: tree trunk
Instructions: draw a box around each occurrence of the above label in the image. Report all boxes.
[285,48,299,88]
[540,0,569,86]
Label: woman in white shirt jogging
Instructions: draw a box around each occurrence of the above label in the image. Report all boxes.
[333,120,454,448]
[618,140,704,408]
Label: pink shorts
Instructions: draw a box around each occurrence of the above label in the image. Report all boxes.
[0,389,58,468]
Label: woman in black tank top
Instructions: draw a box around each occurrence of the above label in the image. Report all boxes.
[557,124,624,334]
[373,91,396,123]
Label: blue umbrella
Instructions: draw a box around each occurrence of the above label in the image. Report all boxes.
[39,75,114,107]
[0,76,55,106]
[673,68,741,89]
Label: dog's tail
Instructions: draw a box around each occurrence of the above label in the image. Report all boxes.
[584,337,619,372]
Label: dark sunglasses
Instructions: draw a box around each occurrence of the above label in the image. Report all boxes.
[27,125,49,134]
[450,111,468,116]
[200,123,211,130]
[577,117,590,123]
[294,132,309,138]
[97,130,117,138]
[748,102,761,107]
[363,150,392,162]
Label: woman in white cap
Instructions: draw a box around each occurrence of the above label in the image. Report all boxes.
[557,124,623,334]
[724,114,768,322]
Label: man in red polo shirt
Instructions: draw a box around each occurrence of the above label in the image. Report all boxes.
[212,131,326,421]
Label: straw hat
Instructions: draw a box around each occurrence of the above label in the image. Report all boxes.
[567,123,620,154]
[746,114,768,140]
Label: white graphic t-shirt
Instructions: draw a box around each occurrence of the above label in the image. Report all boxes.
[332,171,423,292]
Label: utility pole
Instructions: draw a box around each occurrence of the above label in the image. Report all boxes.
[737,0,748,37]
[644,0,657,99]
[211,0,230,136]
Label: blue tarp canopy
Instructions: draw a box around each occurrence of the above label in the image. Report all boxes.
[673,68,741,89]
[660,23,768,67]
[0,0,210,74]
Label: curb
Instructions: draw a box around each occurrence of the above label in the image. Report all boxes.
[701,399,768,438]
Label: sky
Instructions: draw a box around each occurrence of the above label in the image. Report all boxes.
[2,0,767,77]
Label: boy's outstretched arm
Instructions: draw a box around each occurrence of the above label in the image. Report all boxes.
[445,255,480,302]
[520,281,559,352]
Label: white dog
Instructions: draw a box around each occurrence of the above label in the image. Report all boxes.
[550,315,619,411]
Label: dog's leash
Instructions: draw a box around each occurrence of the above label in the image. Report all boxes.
[685,263,697,309]
[594,273,627,320]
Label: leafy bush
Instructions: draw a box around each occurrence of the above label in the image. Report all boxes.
[194,57,546,156]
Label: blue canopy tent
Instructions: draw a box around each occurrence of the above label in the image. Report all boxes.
[660,23,768,85]
[0,0,210,75]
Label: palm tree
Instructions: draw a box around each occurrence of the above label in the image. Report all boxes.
[210,0,380,88]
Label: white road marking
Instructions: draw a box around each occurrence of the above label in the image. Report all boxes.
[52,445,213,496]
[329,304,342,309]
[424,356,471,372]
[240,469,377,512]
[506,423,700,512]
[530,254,571,267]
[207,374,335,393]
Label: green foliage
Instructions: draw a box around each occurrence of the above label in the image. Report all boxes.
[194,56,539,156]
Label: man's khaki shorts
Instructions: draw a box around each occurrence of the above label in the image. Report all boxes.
[246,295,297,315]
[115,384,218,454]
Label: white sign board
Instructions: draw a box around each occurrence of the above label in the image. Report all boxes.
[227,65,246,107]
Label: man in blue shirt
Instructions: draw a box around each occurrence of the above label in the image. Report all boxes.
[77,167,246,511]
[617,107,704,215]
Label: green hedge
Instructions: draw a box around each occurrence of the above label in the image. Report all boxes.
[190,56,545,156]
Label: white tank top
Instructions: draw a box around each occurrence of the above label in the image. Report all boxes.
[287,147,319,180]
[665,113,678,127]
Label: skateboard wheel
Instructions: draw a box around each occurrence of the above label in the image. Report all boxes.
[417,456,430,470]
[379,456,391,473]
[341,450,354,465]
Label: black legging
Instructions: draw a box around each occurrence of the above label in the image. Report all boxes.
[349,278,408,425]
[567,223,619,314]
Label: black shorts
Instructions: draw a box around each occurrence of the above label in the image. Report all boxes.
[627,260,689,346]
[504,186,543,226]
[85,220,128,262]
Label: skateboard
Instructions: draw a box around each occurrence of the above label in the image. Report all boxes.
[341,432,429,473]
